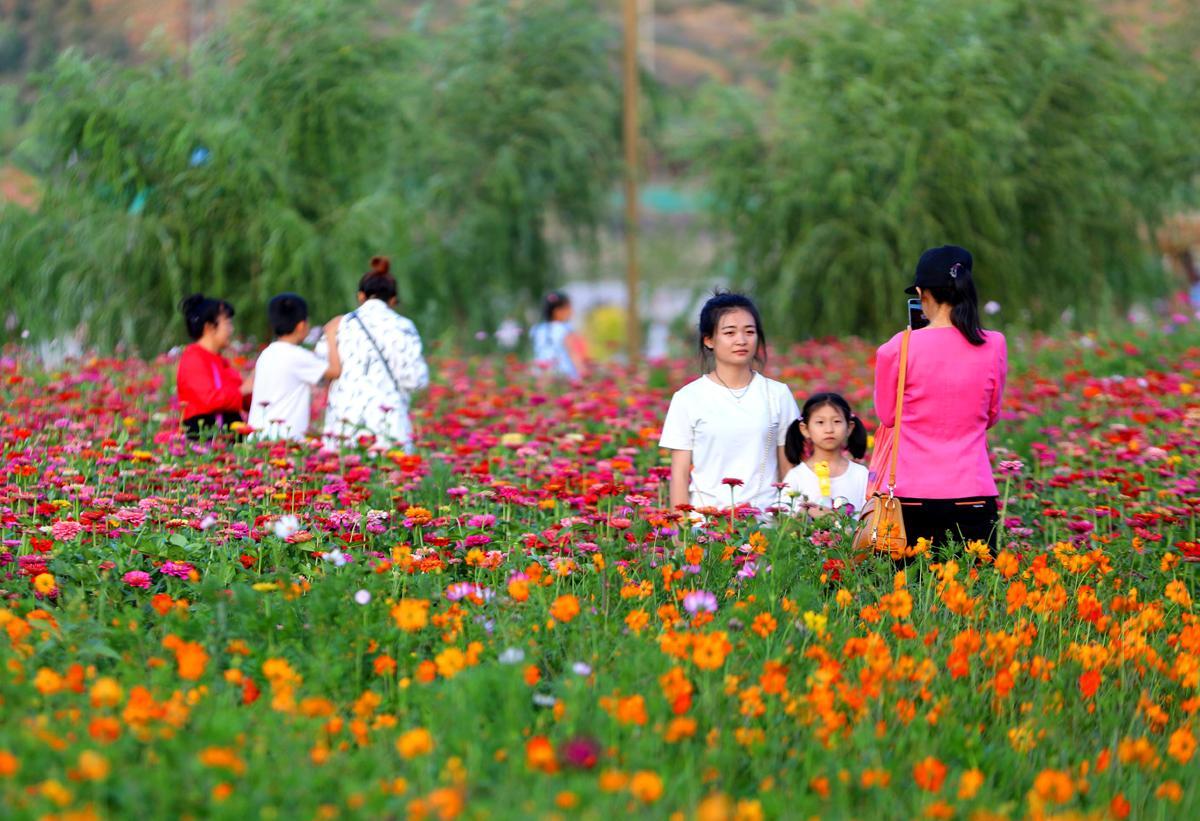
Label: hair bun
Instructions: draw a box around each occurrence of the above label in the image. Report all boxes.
[180,293,205,315]
[369,256,390,277]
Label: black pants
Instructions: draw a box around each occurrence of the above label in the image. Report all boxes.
[898,496,998,549]
[183,413,242,441]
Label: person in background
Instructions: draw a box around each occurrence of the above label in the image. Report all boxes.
[176,293,252,439]
[782,392,868,516]
[659,291,799,516]
[870,245,1008,549]
[320,256,429,452]
[530,291,587,379]
[247,293,342,442]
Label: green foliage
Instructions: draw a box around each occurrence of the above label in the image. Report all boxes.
[691,0,1200,339]
[0,0,622,351]
[396,0,622,323]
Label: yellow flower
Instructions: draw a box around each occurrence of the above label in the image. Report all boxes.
[251,582,279,592]
[32,573,57,595]
[76,750,110,781]
[803,610,827,638]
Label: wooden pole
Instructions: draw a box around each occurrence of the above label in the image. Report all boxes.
[622,0,641,366]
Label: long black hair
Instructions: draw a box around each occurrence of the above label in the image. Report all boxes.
[179,293,234,341]
[784,392,867,464]
[925,264,985,346]
[697,290,767,370]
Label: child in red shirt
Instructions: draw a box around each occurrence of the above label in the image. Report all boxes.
[176,294,252,438]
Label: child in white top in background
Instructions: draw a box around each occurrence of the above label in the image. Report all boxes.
[782,392,868,516]
[248,293,341,441]
[530,291,587,379]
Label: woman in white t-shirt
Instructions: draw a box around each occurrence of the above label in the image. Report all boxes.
[782,392,869,516]
[659,292,800,515]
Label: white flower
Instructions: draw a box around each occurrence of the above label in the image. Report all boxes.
[323,548,347,567]
[984,300,1001,315]
[273,515,301,539]
[532,693,557,708]
[572,662,592,676]
[498,647,525,665]
[354,589,371,605]
[199,514,218,531]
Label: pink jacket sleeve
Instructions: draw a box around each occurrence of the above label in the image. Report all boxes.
[873,336,900,428]
[987,334,1008,428]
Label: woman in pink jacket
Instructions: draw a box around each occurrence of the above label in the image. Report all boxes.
[871,245,1007,548]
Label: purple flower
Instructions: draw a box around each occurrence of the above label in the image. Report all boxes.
[682,590,718,615]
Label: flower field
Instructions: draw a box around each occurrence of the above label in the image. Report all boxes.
[1,325,1198,821]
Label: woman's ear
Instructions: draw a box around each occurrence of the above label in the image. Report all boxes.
[356,292,366,305]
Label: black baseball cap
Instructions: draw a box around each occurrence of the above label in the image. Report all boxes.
[906,245,973,295]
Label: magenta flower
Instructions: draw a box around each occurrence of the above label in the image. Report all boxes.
[159,561,195,579]
[558,735,601,770]
[122,570,152,589]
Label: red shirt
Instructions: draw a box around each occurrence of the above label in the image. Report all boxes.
[176,343,245,421]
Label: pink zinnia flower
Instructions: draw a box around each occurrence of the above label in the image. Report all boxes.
[122,570,152,589]
[51,520,84,542]
[159,561,195,579]
[721,477,745,487]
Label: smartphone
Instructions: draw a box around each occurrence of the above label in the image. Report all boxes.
[908,298,929,330]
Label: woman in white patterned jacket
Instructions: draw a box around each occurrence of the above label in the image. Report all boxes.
[318,256,429,451]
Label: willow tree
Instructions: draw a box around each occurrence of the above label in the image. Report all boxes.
[396,0,624,328]
[692,0,1199,339]
[0,0,409,351]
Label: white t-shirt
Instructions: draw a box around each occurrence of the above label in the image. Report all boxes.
[247,340,328,441]
[782,461,869,515]
[659,373,800,512]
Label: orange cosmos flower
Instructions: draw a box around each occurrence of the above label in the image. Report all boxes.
[89,677,123,709]
[198,747,246,776]
[0,751,19,777]
[1167,726,1195,764]
[525,736,557,773]
[1077,668,1102,700]
[751,612,777,637]
[391,599,430,632]
[625,609,650,634]
[434,647,466,679]
[1166,580,1192,610]
[550,594,580,623]
[913,756,947,793]
[692,631,732,671]
[664,716,697,742]
[1032,769,1073,803]
[629,771,663,803]
[396,728,434,759]
[957,769,984,800]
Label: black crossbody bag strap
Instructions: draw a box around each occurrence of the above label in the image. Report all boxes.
[348,311,403,395]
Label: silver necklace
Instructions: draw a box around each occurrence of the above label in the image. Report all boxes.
[713,370,755,401]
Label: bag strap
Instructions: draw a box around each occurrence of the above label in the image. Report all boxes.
[348,311,404,397]
[887,328,911,495]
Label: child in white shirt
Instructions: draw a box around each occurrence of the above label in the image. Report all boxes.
[782,392,868,516]
[248,293,341,441]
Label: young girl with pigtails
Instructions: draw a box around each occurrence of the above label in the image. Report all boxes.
[782,392,869,516]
